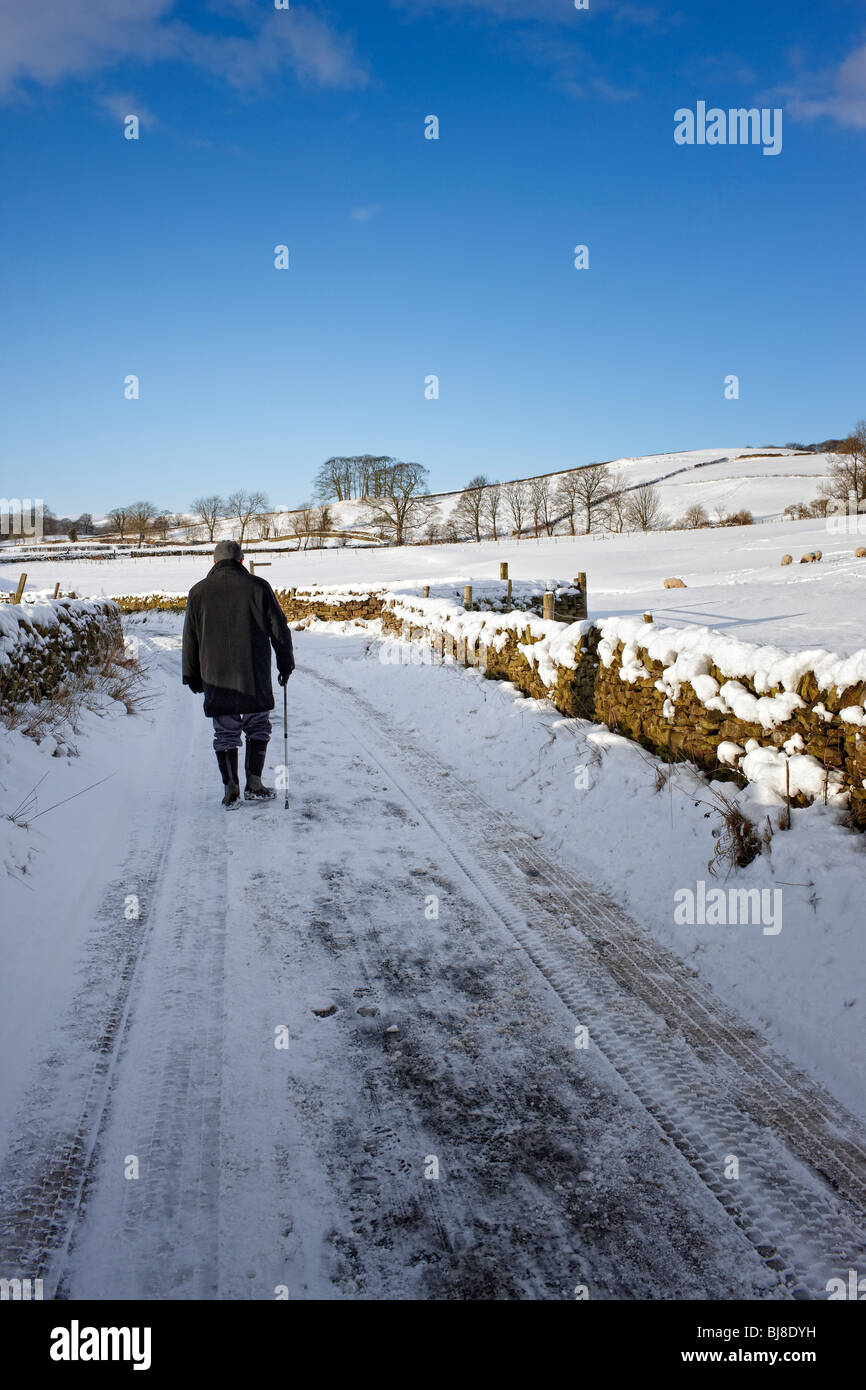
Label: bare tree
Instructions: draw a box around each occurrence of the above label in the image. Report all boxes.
[128,500,159,547]
[423,516,444,545]
[106,506,131,541]
[624,483,666,532]
[504,481,528,537]
[226,490,269,546]
[191,495,226,543]
[314,457,350,502]
[570,463,610,534]
[312,504,333,548]
[452,474,491,542]
[314,454,402,502]
[598,469,628,533]
[678,503,710,529]
[553,472,581,535]
[290,505,316,550]
[481,482,502,541]
[361,461,431,546]
[818,421,866,511]
[808,496,832,518]
[528,476,555,536]
[152,513,174,542]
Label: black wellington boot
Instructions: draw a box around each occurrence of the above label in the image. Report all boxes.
[216,748,241,807]
[244,739,275,800]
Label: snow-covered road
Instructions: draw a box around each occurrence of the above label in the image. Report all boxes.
[2,624,865,1300]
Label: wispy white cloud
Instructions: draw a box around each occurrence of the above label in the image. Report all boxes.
[350,204,382,222]
[0,0,368,101]
[391,0,672,28]
[783,41,866,129]
[95,91,159,128]
[496,31,635,103]
[390,0,668,100]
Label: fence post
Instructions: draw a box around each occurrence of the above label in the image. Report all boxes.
[576,572,588,619]
[542,591,555,621]
[422,585,430,598]
[14,572,27,604]
[499,562,508,581]
[463,585,473,611]
[506,577,512,608]
[53,581,61,598]
[643,611,653,624]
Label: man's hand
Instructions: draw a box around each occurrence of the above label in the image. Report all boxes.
[277,671,291,686]
[187,679,203,694]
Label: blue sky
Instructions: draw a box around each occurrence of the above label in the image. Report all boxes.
[1,0,864,514]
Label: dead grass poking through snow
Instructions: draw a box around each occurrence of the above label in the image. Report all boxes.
[3,642,153,749]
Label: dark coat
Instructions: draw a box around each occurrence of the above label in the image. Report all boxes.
[182,559,295,716]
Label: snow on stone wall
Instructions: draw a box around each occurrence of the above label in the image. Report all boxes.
[0,598,122,711]
[382,596,866,827]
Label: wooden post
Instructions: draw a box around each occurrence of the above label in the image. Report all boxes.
[422,585,430,598]
[463,636,470,667]
[249,560,255,575]
[499,562,508,581]
[463,585,472,611]
[643,611,652,623]
[14,572,27,604]
[53,581,61,598]
[506,577,512,608]
[576,572,587,619]
[542,591,555,621]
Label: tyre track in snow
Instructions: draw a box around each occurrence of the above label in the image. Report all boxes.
[0,794,180,1297]
[0,636,224,1299]
[304,662,866,1299]
[58,637,231,1299]
[251,715,766,1300]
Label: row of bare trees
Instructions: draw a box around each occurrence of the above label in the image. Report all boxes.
[105,501,166,546]
[104,491,272,546]
[189,490,271,544]
[310,453,671,546]
[313,455,417,502]
[443,466,667,542]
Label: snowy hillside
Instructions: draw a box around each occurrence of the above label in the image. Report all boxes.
[273,446,831,537]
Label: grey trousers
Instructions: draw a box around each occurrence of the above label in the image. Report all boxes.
[212,711,272,751]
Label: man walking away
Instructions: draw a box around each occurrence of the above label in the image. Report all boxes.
[182,540,295,806]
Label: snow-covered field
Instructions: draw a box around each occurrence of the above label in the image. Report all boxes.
[3,511,866,653]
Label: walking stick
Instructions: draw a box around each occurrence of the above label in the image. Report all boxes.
[283,680,289,809]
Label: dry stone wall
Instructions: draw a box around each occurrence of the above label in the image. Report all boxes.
[382,597,866,828]
[0,598,122,712]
